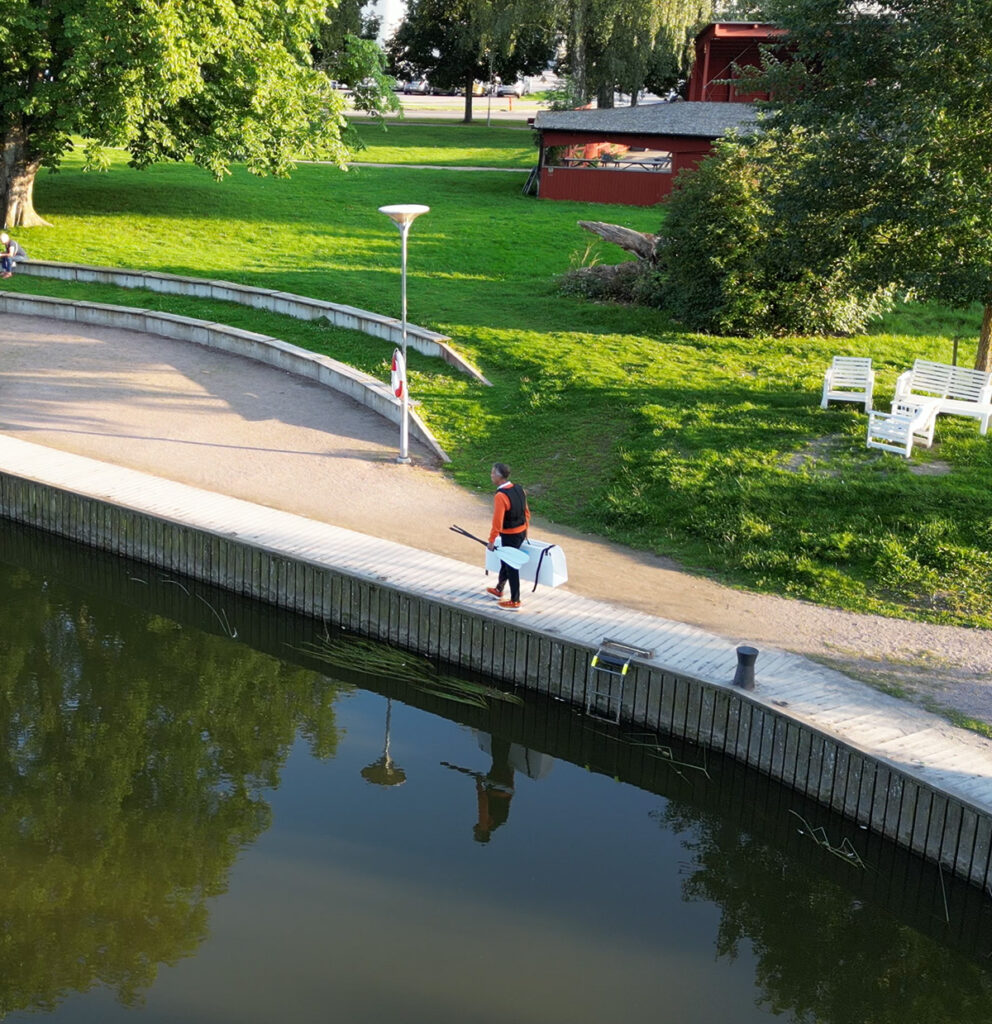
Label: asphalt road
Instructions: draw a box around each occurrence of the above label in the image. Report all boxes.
[346,91,543,122]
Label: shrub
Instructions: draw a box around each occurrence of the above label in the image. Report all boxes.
[558,261,646,303]
[644,132,895,336]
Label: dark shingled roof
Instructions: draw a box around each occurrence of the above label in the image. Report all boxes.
[534,101,759,139]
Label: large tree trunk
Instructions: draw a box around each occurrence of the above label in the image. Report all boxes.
[2,124,51,227]
[570,1,587,102]
[462,74,474,123]
[975,303,992,373]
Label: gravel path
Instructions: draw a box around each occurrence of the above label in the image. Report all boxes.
[2,312,989,726]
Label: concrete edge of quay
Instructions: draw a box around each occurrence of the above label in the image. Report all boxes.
[0,433,990,893]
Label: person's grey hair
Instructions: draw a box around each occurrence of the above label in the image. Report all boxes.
[492,462,510,480]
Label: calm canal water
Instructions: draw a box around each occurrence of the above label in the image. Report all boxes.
[1,523,991,1024]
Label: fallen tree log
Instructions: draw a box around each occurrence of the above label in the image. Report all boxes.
[578,220,658,261]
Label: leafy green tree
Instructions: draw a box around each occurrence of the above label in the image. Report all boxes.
[318,0,381,53]
[387,0,556,122]
[563,0,711,107]
[313,1,402,119]
[755,0,992,368]
[0,0,350,227]
[648,131,894,335]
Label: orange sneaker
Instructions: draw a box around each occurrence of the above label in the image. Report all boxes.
[497,600,521,611]
[485,586,504,598]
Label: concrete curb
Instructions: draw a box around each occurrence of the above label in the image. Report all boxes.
[17,259,491,385]
[0,292,450,463]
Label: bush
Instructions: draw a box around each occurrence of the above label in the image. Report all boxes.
[644,132,894,336]
[557,261,646,303]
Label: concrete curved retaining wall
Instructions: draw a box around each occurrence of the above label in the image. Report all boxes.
[17,259,491,385]
[0,291,449,463]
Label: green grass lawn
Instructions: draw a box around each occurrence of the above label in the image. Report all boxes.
[7,134,992,628]
[350,120,536,167]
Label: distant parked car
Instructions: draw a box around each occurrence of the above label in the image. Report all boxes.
[403,78,432,94]
[496,78,530,97]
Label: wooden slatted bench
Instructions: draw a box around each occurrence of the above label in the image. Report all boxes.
[894,359,992,435]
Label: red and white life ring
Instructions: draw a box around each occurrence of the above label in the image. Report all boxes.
[390,349,405,399]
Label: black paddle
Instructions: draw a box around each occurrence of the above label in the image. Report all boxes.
[449,524,530,568]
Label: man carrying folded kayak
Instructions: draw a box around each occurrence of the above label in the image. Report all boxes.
[486,462,530,611]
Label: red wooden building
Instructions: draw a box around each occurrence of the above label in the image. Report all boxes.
[532,101,758,206]
[688,22,788,102]
[532,22,783,206]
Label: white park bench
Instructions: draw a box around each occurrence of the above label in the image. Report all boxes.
[821,356,875,412]
[866,398,939,458]
[894,359,992,435]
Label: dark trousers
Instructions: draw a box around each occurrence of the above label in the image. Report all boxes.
[497,532,526,601]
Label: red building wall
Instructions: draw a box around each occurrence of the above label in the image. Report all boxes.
[687,23,788,102]
[538,130,714,206]
[535,23,790,206]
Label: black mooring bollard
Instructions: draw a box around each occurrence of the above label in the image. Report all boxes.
[733,645,759,690]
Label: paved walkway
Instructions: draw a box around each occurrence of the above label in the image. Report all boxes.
[2,311,992,818]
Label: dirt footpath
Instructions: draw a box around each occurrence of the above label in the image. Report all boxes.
[2,313,990,722]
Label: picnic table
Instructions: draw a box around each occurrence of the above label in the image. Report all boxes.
[559,156,672,171]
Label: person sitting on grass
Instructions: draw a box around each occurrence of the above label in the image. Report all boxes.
[0,232,24,279]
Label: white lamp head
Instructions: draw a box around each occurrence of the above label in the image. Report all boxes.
[379,204,430,229]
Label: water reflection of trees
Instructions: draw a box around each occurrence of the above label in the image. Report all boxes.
[659,802,992,1024]
[0,566,345,1016]
[5,523,992,1024]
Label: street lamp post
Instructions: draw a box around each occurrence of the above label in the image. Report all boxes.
[378,203,430,464]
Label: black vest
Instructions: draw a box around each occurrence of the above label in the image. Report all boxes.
[500,484,527,530]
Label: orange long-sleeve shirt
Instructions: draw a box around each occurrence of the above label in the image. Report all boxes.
[489,483,530,544]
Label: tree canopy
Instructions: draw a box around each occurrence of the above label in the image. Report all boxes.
[0,0,353,226]
[387,0,557,122]
[755,0,992,365]
[388,0,712,115]
[645,0,992,363]
[563,0,712,108]
[313,0,402,120]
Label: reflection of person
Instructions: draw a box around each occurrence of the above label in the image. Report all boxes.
[442,734,553,844]
[0,233,18,278]
[485,462,530,611]
[472,736,515,843]
[442,736,516,843]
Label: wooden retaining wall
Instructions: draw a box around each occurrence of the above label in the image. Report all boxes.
[1,469,990,893]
